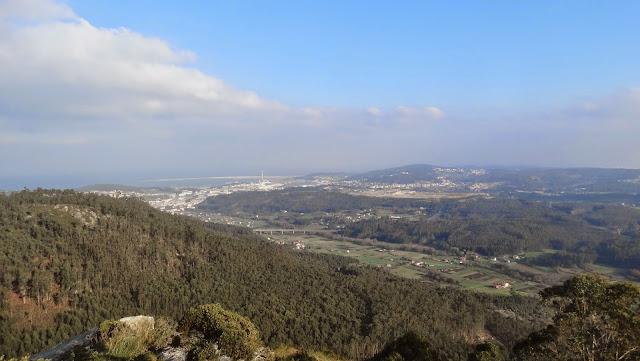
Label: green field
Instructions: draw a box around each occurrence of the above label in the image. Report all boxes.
[264,233,638,296]
[267,233,560,296]
[192,206,637,296]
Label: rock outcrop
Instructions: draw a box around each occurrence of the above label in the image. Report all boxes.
[29,314,271,361]
[159,347,188,361]
[30,327,98,361]
[118,315,155,333]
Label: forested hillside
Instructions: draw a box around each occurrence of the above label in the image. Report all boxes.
[198,188,640,269]
[0,190,545,360]
[343,198,640,268]
[197,187,432,214]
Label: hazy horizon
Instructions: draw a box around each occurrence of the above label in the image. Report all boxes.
[4,161,640,191]
[1,0,639,188]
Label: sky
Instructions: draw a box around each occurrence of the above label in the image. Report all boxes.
[0,0,639,188]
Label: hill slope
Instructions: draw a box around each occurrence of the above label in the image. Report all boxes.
[0,190,544,359]
[349,164,640,194]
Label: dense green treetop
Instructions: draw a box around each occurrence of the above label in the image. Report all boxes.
[515,274,640,361]
[0,189,544,360]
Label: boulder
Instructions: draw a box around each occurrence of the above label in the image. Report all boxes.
[30,327,98,361]
[118,315,155,333]
[159,347,187,361]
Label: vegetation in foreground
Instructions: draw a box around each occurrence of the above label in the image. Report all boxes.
[515,273,640,361]
[3,274,638,361]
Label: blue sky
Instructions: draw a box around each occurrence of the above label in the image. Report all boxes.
[0,0,639,188]
[67,1,640,110]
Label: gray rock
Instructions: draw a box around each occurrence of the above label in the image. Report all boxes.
[159,347,188,361]
[251,347,274,361]
[118,315,155,332]
[30,327,98,361]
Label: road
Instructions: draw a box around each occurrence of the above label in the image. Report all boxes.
[253,228,337,235]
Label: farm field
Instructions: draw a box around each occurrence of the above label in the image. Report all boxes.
[267,233,556,296]
[266,234,637,296]
[193,203,638,296]
[521,250,632,283]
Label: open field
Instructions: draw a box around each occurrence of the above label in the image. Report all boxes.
[266,233,637,297]
[267,233,549,296]
[192,204,638,296]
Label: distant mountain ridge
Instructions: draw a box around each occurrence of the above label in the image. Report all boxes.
[347,164,640,193]
[296,172,350,181]
[348,164,441,184]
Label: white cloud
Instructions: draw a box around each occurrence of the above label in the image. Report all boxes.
[0,3,287,133]
[0,0,76,21]
[367,107,383,116]
[423,88,640,168]
[581,102,598,112]
[302,107,324,118]
[7,0,638,177]
[394,106,446,119]
[0,132,90,145]
[0,136,17,144]
[0,0,445,136]
[41,137,89,145]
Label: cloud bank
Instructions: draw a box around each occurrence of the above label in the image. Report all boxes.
[0,0,638,183]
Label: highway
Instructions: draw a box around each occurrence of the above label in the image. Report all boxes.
[253,228,337,235]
